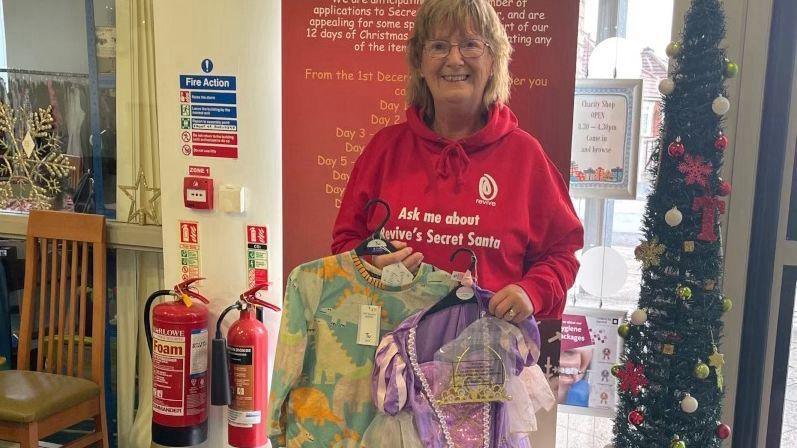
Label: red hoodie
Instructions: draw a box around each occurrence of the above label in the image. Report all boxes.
[332,104,583,319]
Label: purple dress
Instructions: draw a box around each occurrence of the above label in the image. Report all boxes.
[366,286,542,448]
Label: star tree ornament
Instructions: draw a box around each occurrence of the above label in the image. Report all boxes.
[616,361,648,396]
[119,167,162,225]
[635,239,666,268]
[709,346,726,391]
[678,154,713,187]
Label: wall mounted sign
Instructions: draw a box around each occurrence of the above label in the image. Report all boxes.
[570,79,642,199]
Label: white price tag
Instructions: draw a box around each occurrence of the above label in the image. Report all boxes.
[381,262,414,287]
[455,286,475,301]
[357,305,381,346]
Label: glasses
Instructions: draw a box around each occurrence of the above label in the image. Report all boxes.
[424,39,490,59]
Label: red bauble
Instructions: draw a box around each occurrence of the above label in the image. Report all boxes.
[628,410,645,426]
[715,133,729,151]
[668,138,686,157]
[716,423,732,439]
[718,180,732,196]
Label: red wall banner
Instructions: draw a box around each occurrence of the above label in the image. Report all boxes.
[283,0,579,273]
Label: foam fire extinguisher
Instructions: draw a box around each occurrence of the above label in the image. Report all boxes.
[211,284,280,448]
[144,278,210,447]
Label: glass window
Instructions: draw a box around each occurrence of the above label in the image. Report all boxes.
[558,0,673,446]
[0,0,116,217]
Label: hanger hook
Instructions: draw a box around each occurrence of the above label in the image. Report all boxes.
[450,247,477,278]
[363,198,391,233]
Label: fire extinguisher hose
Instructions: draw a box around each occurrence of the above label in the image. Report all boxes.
[216,302,243,339]
[211,302,242,406]
[144,289,173,356]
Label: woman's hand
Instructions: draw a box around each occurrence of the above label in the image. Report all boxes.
[488,284,535,324]
[371,241,424,274]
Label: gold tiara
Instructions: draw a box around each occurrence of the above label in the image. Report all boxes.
[437,346,512,405]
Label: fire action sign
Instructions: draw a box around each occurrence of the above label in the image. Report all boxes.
[179,59,239,159]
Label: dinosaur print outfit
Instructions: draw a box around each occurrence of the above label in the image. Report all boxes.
[268,251,456,447]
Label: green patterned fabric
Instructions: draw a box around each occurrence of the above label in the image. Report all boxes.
[268,251,453,448]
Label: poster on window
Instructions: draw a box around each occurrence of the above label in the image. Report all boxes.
[282,0,579,274]
[570,79,642,199]
[557,306,627,418]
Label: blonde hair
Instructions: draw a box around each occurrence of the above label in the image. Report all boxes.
[406,0,513,121]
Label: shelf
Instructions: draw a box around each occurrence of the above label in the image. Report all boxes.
[0,212,163,252]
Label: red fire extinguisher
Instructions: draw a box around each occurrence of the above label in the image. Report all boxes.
[211,284,280,448]
[144,278,210,447]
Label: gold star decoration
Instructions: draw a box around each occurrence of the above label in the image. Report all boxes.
[119,168,161,225]
[634,239,666,268]
[708,345,725,391]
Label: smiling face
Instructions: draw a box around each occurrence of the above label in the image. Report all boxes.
[420,25,494,118]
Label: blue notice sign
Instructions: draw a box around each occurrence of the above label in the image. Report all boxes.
[201,59,213,73]
[190,92,236,104]
[180,75,236,91]
[191,105,237,118]
[192,118,238,132]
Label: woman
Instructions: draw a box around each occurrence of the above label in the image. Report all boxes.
[332,0,583,321]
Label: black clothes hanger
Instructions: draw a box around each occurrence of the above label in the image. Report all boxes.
[355,198,399,256]
[420,247,479,321]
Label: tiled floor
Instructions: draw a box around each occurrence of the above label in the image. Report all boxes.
[556,413,614,447]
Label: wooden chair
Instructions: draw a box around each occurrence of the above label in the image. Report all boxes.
[0,210,108,448]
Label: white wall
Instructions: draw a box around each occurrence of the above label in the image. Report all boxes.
[2,0,89,73]
[153,1,282,446]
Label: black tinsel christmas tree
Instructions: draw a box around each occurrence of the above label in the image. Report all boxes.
[611,0,737,446]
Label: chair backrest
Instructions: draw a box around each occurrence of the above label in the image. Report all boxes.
[17,210,106,386]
